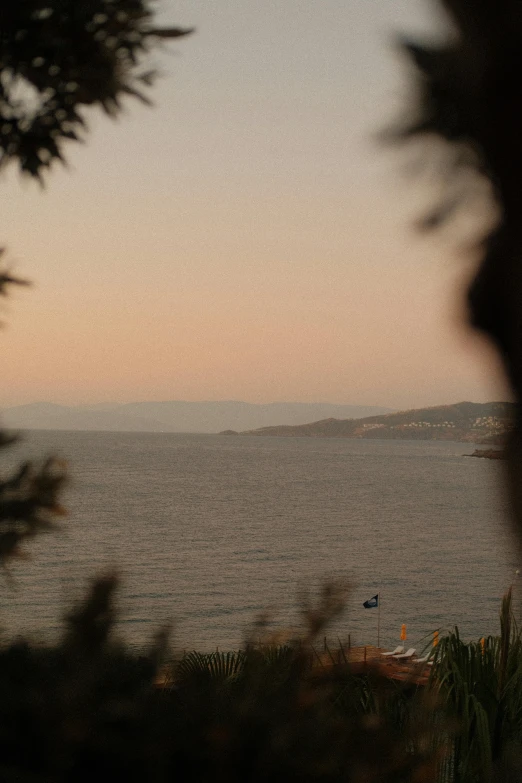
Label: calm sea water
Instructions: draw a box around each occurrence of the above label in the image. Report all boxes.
[0,431,515,651]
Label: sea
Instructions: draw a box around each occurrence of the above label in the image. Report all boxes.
[0,430,516,653]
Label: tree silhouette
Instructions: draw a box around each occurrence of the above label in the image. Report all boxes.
[398,0,522,550]
[0,0,191,179]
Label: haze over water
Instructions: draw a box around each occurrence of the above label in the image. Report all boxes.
[0,430,513,652]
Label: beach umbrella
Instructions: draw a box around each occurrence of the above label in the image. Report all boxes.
[401,623,407,642]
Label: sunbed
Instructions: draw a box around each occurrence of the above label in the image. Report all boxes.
[412,654,432,664]
[380,646,404,657]
[393,648,416,661]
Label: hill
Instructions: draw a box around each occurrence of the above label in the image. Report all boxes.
[1,401,393,434]
[239,402,514,442]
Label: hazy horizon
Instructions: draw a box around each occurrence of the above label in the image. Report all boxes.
[1,0,507,410]
[2,398,509,436]
[3,395,510,411]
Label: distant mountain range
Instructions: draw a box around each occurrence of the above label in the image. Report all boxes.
[237,401,514,443]
[0,401,394,434]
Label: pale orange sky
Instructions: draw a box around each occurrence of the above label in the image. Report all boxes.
[0,0,507,409]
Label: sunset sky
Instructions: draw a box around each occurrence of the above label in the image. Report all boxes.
[0,0,507,410]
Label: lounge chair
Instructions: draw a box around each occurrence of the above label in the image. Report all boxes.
[412,654,432,664]
[393,648,416,661]
[380,646,404,657]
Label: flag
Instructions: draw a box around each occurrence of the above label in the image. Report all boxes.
[363,594,379,608]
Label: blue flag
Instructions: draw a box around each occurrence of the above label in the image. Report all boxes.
[363,594,379,608]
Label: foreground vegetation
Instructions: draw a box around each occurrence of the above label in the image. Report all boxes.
[0,578,437,783]
[430,589,522,782]
[1,577,521,782]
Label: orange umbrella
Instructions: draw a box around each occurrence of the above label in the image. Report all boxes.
[400,623,407,642]
[480,637,485,655]
[433,630,439,647]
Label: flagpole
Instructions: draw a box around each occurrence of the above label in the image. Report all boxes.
[377,591,381,648]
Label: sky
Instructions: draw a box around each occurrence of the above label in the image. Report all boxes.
[0,0,508,410]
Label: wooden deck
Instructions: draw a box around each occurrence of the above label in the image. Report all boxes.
[155,646,434,689]
[313,646,432,686]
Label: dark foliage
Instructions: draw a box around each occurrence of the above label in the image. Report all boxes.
[0,248,29,298]
[399,1,522,557]
[0,453,66,563]
[0,0,192,180]
[0,575,441,783]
